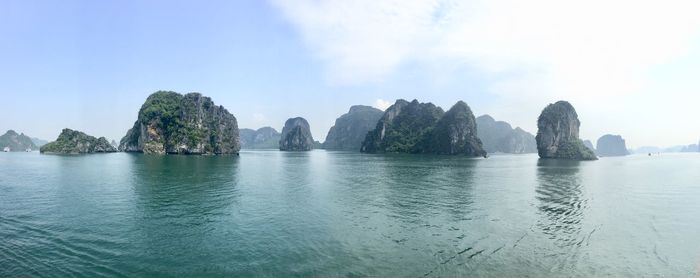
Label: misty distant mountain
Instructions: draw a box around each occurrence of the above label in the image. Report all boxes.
[583,140,596,153]
[1,130,38,151]
[240,127,281,149]
[323,105,384,151]
[680,144,699,152]
[633,146,662,154]
[31,137,48,147]
[476,115,537,154]
[596,134,629,157]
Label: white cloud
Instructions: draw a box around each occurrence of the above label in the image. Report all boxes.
[271,0,700,146]
[374,98,393,110]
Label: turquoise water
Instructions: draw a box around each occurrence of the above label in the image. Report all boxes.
[1,151,699,277]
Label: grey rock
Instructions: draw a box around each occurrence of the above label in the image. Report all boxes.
[324,105,384,151]
[536,101,597,160]
[279,117,314,151]
[119,91,240,155]
[415,101,486,157]
[0,130,38,151]
[596,134,629,157]
[361,99,443,153]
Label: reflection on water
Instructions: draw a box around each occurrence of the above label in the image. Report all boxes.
[2,152,700,276]
[536,159,586,247]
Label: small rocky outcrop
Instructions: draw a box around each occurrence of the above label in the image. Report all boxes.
[596,134,629,157]
[415,101,486,157]
[476,115,537,154]
[40,128,116,154]
[535,101,597,160]
[0,130,38,151]
[323,105,384,151]
[119,91,240,155]
[279,117,314,151]
[361,99,444,153]
[240,127,280,149]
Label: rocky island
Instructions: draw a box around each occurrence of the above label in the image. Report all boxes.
[119,91,240,155]
[0,130,38,151]
[415,101,486,156]
[476,115,537,154]
[40,128,116,154]
[279,117,314,151]
[596,134,629,157]
[240,127,281,149]
[535,101,597,160]
[323,105,384,151]
[361,99,486,157]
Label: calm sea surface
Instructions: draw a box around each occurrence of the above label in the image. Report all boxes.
[1,151,699,277]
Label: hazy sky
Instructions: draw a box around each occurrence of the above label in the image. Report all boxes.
[2,0,699,147]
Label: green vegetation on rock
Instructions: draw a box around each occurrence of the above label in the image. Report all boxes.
[535,101,597,160]
[119,91,240,154]
[361,99,486,156]
[40,128,116,154]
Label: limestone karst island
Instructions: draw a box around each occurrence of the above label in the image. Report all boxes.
[3,1,700,277]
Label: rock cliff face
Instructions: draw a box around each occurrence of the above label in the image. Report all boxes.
[279,117,314,151]
[361,99,443,153]
[360,99,485,156]
[240,127,280,149]
[119,91,240,155]
[476,115,537,154]
[0,130,38,151]
[596,134,629,157]
[415,101,486,156]
[535,101,597,160]
[40,128,116,154]
[323,105,384,151]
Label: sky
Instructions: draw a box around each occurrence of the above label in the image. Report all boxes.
[1,0,699,148]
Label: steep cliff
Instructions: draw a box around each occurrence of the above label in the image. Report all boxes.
[119,91,240,155]
[279,117,314,151]
[323,105,384,151]
[360,99,443,153]
[415,101,486,156]
[535,101,597,160]
[41,128,116,154]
